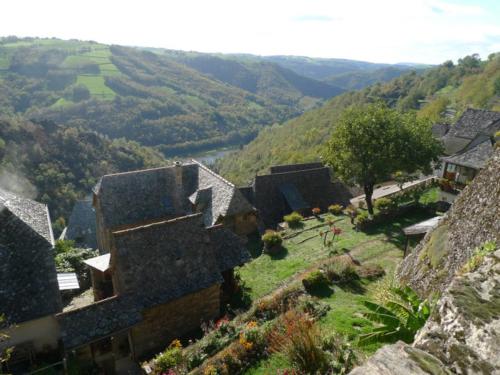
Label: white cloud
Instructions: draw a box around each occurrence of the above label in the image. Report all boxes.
[0,0,499,63]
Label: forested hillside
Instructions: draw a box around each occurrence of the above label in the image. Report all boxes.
[218,53,500,185]
[0,37,353,156]
[0,118,165,222]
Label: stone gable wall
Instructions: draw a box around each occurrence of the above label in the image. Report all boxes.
[130,284,221,358]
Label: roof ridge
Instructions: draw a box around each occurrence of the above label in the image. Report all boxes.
[191,159,235,187]
[112,213,203,236]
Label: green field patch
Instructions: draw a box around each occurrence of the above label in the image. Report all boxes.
[50,97,74,108]
[76,75,116,99]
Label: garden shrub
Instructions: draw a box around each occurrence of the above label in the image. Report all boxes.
[312,207,321,216]
[302,270,330,292]
[154,340,184,372]
[261,230,282,252]
[374,197,395,213]
[354,211,370,228]
[283,211,303,227]
[328,204,343,215]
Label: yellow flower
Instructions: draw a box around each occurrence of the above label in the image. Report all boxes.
[204,364,218,375]
[246,321,258,329]
[169,339,182,349]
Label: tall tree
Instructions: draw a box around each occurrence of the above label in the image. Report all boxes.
[323,103,442,214]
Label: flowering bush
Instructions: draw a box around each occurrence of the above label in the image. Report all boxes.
[328,204,343,215]
[283,212,303,228]
[154,340,184,372]
[312,207,321,216]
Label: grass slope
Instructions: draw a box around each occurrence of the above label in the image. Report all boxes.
[241,209,434,373]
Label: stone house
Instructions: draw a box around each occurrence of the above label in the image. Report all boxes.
[240,162,352,228]
[436,108,499,202]
[0,189,62,372]
[57,213,250,371]
[93,160,257,255]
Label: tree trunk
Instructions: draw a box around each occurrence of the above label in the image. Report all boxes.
[364,183,374,215]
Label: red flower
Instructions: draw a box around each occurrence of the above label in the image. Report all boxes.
[331,227,342,235]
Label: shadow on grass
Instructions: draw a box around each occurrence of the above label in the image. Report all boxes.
[336,278,367,294]
[307,284,334,298]
[361,208,436,250]
[268,246,289,260]
[288,221,306,230]
[246,231,264,258]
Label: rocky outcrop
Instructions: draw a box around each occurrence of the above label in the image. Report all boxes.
[397,148,499,297]
[350,249,500,374]
[350,149,499,374]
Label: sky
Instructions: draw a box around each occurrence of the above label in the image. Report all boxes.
[2,0,500,64]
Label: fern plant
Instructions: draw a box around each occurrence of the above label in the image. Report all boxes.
[359,286,433,345]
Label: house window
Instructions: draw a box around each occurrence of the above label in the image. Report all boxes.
[446,164,457,172]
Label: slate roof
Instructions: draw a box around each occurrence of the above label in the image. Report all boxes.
[431,123,449,138]
[208,225,251,272]
[94,161,254,231]
[0,188,54,245]
[57,295,142,350]
[279,183,310,211]
[442,108,500,155]
[442,137,495,170]
[65,199,97,249]
[111,214,224,306]
[251,163,352,228]
[193,160,255,226]
[0,189,61,324]
[448,108,500,139]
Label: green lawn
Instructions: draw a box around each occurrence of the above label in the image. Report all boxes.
[76,75,116,100]
[240,210,434,374]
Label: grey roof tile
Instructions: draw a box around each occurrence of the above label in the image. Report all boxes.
[0,190,61,324]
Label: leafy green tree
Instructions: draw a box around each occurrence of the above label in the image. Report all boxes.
[323,103,442,214]
[359,286,433,345]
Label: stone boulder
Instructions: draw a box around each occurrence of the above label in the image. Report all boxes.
[350,249,500,374]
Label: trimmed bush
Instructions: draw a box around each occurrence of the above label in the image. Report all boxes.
[312,207,321,216]
[355,211,370,227]
[374,197,395,213]
[283,211,304,227]
[302,270,330,292]
[262,230,282,249]
[328,204,343,215]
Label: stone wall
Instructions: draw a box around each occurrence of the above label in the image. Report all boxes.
[253,167,351,228]
[130,284,221,359]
